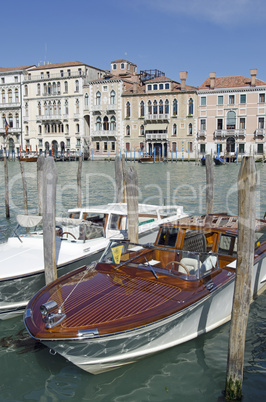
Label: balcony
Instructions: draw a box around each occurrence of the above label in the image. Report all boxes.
[145,114,169,123]
[36,114,62,122]
[0,102,21,109]
[145,133,168,141]
[0,127,20,137]
[214,129,246,139]
[254,128,265,139]
[197,130,206,140]
[90,130,117,139]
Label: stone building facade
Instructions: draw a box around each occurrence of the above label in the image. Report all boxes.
[198,69,266,159]
[22,61,104,155]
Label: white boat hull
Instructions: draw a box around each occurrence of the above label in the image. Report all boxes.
[38,256,266,375]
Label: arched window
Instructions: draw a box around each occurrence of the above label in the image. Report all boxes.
[173,124,177,136]
[226,111,236,129]
[76,123,80,133]
[110,116,116,131]
[75,80,79,92]
[159,100,163,114]
[24,85,28,96]
[57,82,61,94]
[165,99,169,114]
[140,125,145,136]
[45,141,49,151]
[15,88,19,102]
[76,99,79,114]
[8,89,12,103]
[49,101,52,116]
[126,101,131,117]
[65,100,69,115]
[43,83,47,95]
[53,101,57,115]
[103,116,109,131]
[153,100,158,115]
[64,81,68,93]
[148,100,152,115]
[58,101,61,115]
[110,90,116,105]
[188,123,193,135]
[140,101,145,117]
[96,91,101,105]
[48,83,51,95]
[85,93,89,107]
[38,102,41,116]
[15,113,19,128]
[52,82,56,95]
[96,117,101,131]
[8,113,13,128]
[126,125,130,136]
[25,103,28,117]
[2,89,5,103]
[188,98,194,115]
[37,84,40,96]
[173,99,178,115]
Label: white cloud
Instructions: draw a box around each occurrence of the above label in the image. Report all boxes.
[136,0,266,25]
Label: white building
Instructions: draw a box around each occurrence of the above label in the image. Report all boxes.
[0,65,35,155]
[22,61,104,156]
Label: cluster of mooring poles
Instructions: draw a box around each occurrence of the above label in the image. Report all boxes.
[2,152,258,400]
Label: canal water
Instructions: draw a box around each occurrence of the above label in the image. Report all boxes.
[0,159,266,401]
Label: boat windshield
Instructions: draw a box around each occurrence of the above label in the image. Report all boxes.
[100,241,219,281]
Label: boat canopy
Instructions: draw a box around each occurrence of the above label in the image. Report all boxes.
[16,215,42,228]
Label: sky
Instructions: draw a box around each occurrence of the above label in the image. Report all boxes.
[1,0,266,87]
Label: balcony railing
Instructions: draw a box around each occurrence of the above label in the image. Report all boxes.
[145,114,170,121]
[24,71,85,82]
[0,102,21,108]
[214,129,246,138]
[91,130,117,138]
[145,133,168,141]
[255,128,265,138]
[36,114,62,122]
[197,130,206,139]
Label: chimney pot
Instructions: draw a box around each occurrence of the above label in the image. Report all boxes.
[179,71,188,91]
[250,68,257,86]
[209,72,216,89]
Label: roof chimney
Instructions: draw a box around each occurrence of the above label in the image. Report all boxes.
[250,68,257,87]
[209,72,216,89]
[179,71,188,91]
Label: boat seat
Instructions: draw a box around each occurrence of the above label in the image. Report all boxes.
[179,256,201,275]
[183,233,207,253]
[200,255,217,274]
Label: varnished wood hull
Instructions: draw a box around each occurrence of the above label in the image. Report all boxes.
[29,276,236,374]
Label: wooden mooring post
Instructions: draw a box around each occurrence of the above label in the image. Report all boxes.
[19,160,28,215]
[126,166,139,244]
[205,154,214,215]
[4,155,10,218]
[77,154,82,208]
[42,156,58,285]
[225,156,257,400]
[121,153,127,202]
[115,155,123,203]
[37,154,45,216]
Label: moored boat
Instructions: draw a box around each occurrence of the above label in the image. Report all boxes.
[0,203,187,320]
[24,214,266,374]
[18,154,38,162]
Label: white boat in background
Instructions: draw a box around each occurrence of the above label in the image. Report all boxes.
[0,203,187,320]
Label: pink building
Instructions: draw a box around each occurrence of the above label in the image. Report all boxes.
[198,69,266,160]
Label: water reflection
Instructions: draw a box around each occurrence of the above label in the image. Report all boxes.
[0,161,266,401]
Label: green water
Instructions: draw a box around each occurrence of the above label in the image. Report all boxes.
[0,160,265,401]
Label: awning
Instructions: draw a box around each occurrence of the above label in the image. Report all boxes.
[145,124,167,131]
[16,215,42,228]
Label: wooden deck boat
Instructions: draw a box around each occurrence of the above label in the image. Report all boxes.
[24,214,266,375]
[0,203,186,320]
[138,155,161,163]
[18,154,38,162]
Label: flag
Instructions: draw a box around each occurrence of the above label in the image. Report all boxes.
[4,118,9,136]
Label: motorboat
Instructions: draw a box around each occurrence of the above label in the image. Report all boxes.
[24,214,266,374]
[138,155,161,163]
[18,154,38,162]
[0,203,186,320]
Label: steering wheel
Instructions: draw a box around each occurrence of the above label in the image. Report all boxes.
[165,260,190,275]
[61,232,76,240]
